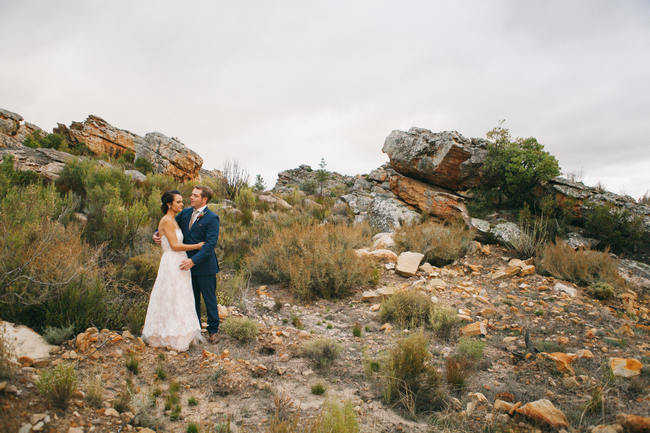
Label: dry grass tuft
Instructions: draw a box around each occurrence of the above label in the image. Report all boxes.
[394,219,474,266]
[536,240,620,286]
[301,338,342,369]
[221,317,259,343]
[380,290,435,329]
[36,362,77,409]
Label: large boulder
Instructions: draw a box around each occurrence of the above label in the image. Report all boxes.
[0,109,43,148]
[54,115,203,181]
[272,164,355,195]
[382,128,488,191]
[388,172,469,221]
[0,145,78,181]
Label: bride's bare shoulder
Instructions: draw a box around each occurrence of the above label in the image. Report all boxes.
[158,215,174,232]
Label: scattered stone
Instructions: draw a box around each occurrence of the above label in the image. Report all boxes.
[591,424,623,433]
[104,408,120,417]
[396,252,425,277]
[380,323,393,334]
[616,413,650,433]
[516,399,569,429]
[554,282,577,297]
[460,321,487,337]
[609,358,643,378]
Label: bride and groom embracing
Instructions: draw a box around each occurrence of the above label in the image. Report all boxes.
[141,185,222,352]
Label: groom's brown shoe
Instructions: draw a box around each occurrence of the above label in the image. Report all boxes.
[208,333,222,344]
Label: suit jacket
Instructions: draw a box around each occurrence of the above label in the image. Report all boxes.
[175,207,220,276]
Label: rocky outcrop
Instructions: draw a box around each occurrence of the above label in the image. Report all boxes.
[54,115,203,181]
[0,145,78,181]
[388,172,469,222]
[0,109,42,148]
[273,164,355,196]
[382,128,488,191]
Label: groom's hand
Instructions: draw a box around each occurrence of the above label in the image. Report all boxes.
[180,258,195,271]
[152,231,162,245]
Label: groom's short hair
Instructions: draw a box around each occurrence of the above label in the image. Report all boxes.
[194,185,213,202]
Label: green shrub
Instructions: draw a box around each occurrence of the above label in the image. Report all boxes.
[583,203,647,258]
[480,123,560,207]
[380,333,444,415]
[311,400,359,433]
[380,290,434,329]
[352,323,362,338]
[456,337,485,360]
[43,324,75,345]
[394,220,474,267]
[36,362,77,409]
[246,222,377,299]
[23,131,90,155]
[301,338,342,369]
[235,187,256,225]
[221,317,259,343]
[429,305,460,340]
[311,382,326,395]
[119,246,162,290]
[135,157,154,174]
[188,397,198,406]
[536,240,619,286]
[186,424,199,433]
[0,323,16,380]
[586,281,615,300]
[0,155,41,194]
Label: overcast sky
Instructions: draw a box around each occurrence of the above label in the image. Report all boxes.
[2,1,649,198]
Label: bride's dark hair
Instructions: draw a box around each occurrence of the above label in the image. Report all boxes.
[161,190,182,214]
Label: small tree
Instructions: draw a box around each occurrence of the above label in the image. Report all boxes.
[316,158,329,196]
[253,174,266,192]
[223,160,249,201]
[480,121,560,208]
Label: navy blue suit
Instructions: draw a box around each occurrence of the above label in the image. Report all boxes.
[176,207,220,334]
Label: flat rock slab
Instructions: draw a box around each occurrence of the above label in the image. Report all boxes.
[1,321,56,361]
[396,252,424,277]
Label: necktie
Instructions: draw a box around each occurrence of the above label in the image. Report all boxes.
[189,209,200,228]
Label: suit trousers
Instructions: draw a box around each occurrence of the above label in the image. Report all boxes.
[191,274,219,334]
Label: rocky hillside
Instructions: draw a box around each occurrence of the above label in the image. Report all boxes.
[0,109,202,181]
[2,241,648,433]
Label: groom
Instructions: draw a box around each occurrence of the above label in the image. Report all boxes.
[155,185,221,343]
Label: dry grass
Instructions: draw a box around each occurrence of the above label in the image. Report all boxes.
[536,240,620,286]
[247,222,378,299]
[379,333,445,415]
[36,362,77,409]
[394,219,474,266]
[0,323,16,380]
[221,317,259,343]
[380,290,435,329]
[301,338,342,369]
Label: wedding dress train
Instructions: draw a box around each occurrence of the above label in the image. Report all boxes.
[142,228,202,351]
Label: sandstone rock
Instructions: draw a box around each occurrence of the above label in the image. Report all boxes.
[258,193,292,210]
[591,424,623,433]
[554,282,577,297]
[396,252,425,277]
[1,321,56,362]
[388,172,469,221]
[355,248,398,263]
[104,408,120,417]
[616,413,650,433]
[541,352,578,375]
[460,321,487,337]
[493,399,514,412]
[124,169,146,183]
[371,232,395,249]
[0,145,77,181]
[565,232,599,250]
[382,128,488,191]
[368,194,421,232]
[18,424,32,433]
[516,399,569,428]
[380,323,393,333]
[490,222,521,245]
[609,358,643,378]
[272,164,354,196]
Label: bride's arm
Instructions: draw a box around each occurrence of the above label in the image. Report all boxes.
[160,219,204,252]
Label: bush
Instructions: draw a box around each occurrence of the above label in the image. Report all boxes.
[223,159,249,200]
[246,222,377,299]
[234,187,256,224]
[43,324,75,345]
[301,338,342,369]
[311,400,359,433]
[0,323,16,380]
[583,203,647,258]
[457,337,485,360]
[36,362,77,409]
[480,123,560,208]
[0,155,41,195]
[379,333,444,415]
[394,220,474,266]
[23,131,90,155]
[445,355,473,390]
[119,246,162,290]
[586,281,615,300]
[429,304,460,340]
[380,290,435,329]
[216,272,249,310]
[186,423,199,433]
[134,157,154,174]
[221,317,259,343]
[536,240,619,286]
[311,382,326,395]
[125,351,139,375]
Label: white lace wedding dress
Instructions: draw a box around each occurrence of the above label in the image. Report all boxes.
[142,228,202,351]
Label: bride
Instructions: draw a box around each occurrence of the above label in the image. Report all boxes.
[142,190,204,351]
